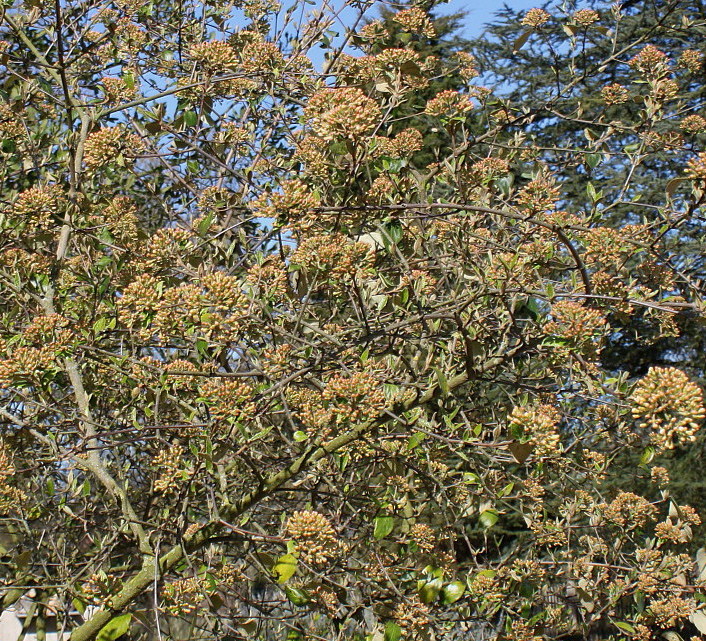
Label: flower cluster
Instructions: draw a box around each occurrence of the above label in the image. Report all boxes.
[239,40,285,74]
[601,82,629,105]
[252,179,321,232]
[456,52,479,80]
[602,491,657,530]
[83,126,144,169]
[94,196,140,246]
[372,128,424,159]
[10,185,66,231]
[199,378,257,425]
[424,90,473,118]
[162,576,204,615]
[685,152,706,182]
[515,175,560,213]
[291,233,374,287]
[630,367,704,450]
[545,301,608,360]
[508,403,562,456]
[628,45,670,77]
[521,8,550,28]
[189,40,238,72]
[392,7,436,38]
[284,510,340,565]
[678,49,703,73]
[572,9,599,27]
[101,75,138,103]
[391,597,431,639]
[680,114,706,134]
[0,441,26,513]
[323,370,386,426]
[305,87,381,142]
[152,444,193,493]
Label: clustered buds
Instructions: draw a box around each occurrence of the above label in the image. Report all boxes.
[424,90,474,118]
[628,45,670,77]
[392,7,436,39]
[630,367,705,450]
[306,87,381,142]
[284,510,340,565]
[601,83,629,105]
[391,597,431,639]
[508,403,562,457]
[685,152,706,183]
[152,444,193,493]
[199,378,256,425]
[572,9,600,27]
[0,441,25,513]
[10,185,66,231]
[521,8,550,28]
[83,126,144,169]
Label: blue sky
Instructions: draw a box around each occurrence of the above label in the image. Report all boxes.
[435,0,541,38]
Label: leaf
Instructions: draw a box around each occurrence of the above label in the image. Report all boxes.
[614,622,636,634]
[293,430,308,442]
[691,610,706,634]
[666,178,685,199]
[417,577,442,603]
[479,509,499,529]
[272,553,298,584]
[441,581,466,604]
[384,621,402,641]
[512,30,532,53]
[509,441,534,464]
[434,367,449,397]
[373,516,394,539]
[284,586,310,606]
[96,614,132,641]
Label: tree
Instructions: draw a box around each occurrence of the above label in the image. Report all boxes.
[465,0,706,527]
[1,1,706,640]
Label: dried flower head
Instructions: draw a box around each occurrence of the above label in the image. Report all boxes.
[630,367,704,449]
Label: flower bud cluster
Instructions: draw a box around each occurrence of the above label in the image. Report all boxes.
[601,82,629,105]
[291,233,374,288]
[677,49,703,73]
[101,75,139,104]
[391,597,431,639]
[83,126,144,169]
[680,114,706,134]
[199,378,256,425]
[572,9,600,27]
[424,90,473,118]
[152,444,193,493]
[508,403,561,456]
[189,40,238,72]
[630,367,704,450]
[285,510,340,565]
[601,491,657,530]
[515,175,560,213]
[521,8,550,28]
[0,441,26,513]
[306,87,381,142]
[10,185,66,231]
[392,8,436,39]
[628,45,670,77]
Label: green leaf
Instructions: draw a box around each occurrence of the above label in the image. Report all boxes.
[512,30,532,53]
[614,622,636,634]
[384,621,402,641]
[479,509,499,529]
[417,577,442,603]
[373,516,394,539]
[272,553,298,584]
[585,152,601,169]
[96,614,132,641]
[284,586,310,606]
[293,430,308,442]
[434,367,449,397]
[441,581,466,604]
[183,111,198,127]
